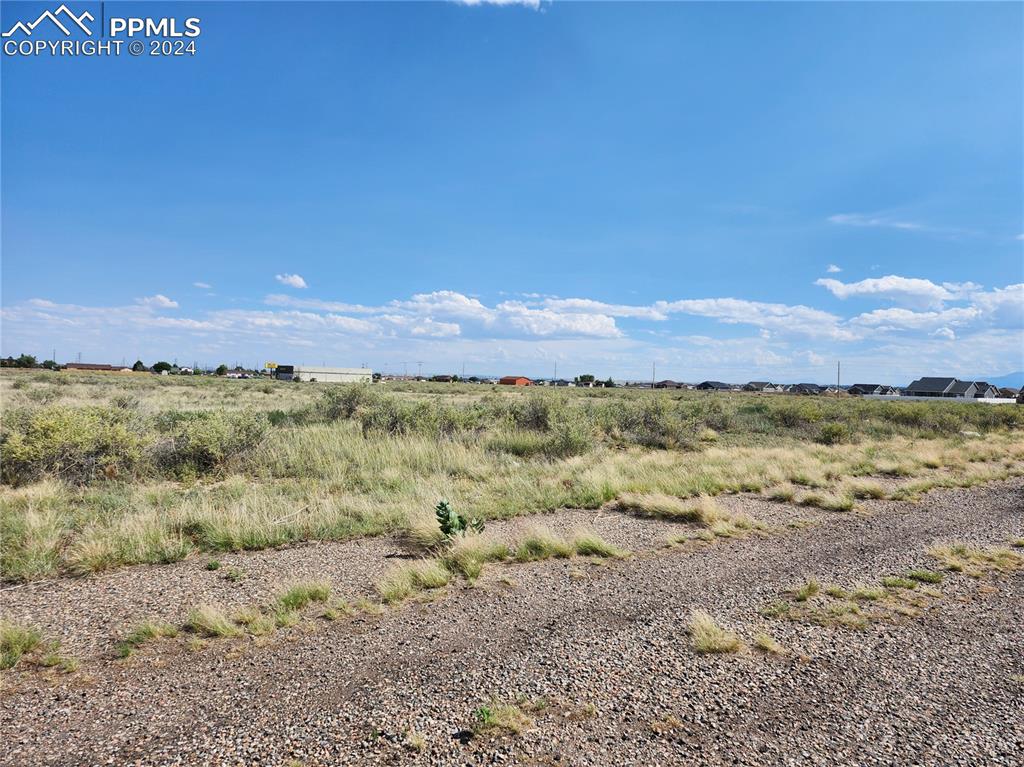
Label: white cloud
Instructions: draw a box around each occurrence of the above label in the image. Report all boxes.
[193,282,212,289]
[541,297,668,321]
[655,297,855,340]
[265,294,377,314]
[496,301,622,338]
[851,306,980,331]
[826,264,842,273]
[137,294,179,309]
[454,0,541,7]
[828,213,925,231]
[816,275,958,309]
[932,327,956,341]
[275,273,308,289]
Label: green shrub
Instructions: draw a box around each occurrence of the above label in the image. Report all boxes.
[152,410,268,478]
[1,406,147,485]
[817,422,851,445]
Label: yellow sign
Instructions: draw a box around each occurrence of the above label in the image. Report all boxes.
[265,362,278,369]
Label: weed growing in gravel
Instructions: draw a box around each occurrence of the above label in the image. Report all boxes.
[473,702,533,735]
[753,632,785,655]
[688,609,743,654]
[1012,538,1024,549]
[277,582,332,611]
[232,607,277,636]
[39,650,80,672]
[514,528,575,562]
[205,560,221,571]
[928,543,1023,577]
[572,532,630,559]
[792,579,820,602]
[851,586,886,601]
[0,620,42,669]
[440,534,510,581]
[186,604,243,638]
[117,620,179,657]
[649,713,685,735]
[906,569,944,583]
[376,559,451,604]
[403,731,426,752]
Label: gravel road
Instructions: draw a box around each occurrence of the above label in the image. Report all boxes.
[2,480,1022,766]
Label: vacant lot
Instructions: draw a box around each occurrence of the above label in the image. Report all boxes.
[1,372,1022,765]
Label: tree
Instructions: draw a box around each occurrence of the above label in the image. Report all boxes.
[576,374,595,384]
[132,360,146,372]
[215,364,228,376]
[41,359,59,370]
[15,354,37,368]
[152,361,172,373]
[605,377,616,388]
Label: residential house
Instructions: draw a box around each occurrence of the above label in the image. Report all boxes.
[903,377,979,398]
[788,383,822,395]
[997,387,1019,398]
[743,381,782,392]
[696,381,731,391]
[848,384,897,396]
[654,380,681,389]
[972,382,999,398]
[499,376,532,386]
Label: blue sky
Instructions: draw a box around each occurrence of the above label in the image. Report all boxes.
[2,0,1021,382]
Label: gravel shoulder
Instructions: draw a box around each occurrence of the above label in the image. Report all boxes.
[2,479,1023,766]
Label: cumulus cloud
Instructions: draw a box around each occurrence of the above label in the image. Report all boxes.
[136,294,179,309]
[275,273,308,289]
[541,297,668,321]
[826,264,842,273]
[932,327,956,341]
[655,297,856,340]
[815,275,960,309]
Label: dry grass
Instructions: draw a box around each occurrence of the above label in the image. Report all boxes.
[474,701,534,735]
[753,632,785,655]
[571,531,630,559]
[376,559,452,604]
[116,620,180,657]
[688,609,743,653]
[514,527,575,562]
[928,543,1024,578]
[186,604,243,638]
[2,373,1022,582]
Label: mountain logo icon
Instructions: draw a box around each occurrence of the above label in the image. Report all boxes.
[2,4,94,37]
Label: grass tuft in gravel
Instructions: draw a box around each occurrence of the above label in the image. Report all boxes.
[403,730,426,752]
[851,585,886,601]
[928,543,1023,578]
[572,531,630,559]
[0,620,43,669]
[688,609,743,654]
[473,701,534,735]
[116,620,179,657]
[440,534,510,581]
[276,581,332,611]
[614,492,721,524]
[753,632,785,655]
[514,528,575,562]
[376,559,451,604]
[792,578,820,602]
[186,604,243,638]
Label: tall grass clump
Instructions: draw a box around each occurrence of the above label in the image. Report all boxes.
[1,620,43,669]
[152,410,268,478]
[687,610,742,653]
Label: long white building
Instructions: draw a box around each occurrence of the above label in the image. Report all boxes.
[291,366,372,383]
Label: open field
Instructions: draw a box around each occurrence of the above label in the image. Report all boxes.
[1,371,1023,765]
[2,370,1023,581]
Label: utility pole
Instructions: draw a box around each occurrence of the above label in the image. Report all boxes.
[652,361,656,389]
[417,361,423,378]
[404,362,408,377]
[837,360,841,389]
[554,361,557,381]
[462,361,466,379]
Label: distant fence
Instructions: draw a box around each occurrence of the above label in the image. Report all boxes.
[863,395,1018,405]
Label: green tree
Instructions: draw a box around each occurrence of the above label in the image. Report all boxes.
[215,364,228,376]
[15,354,37,368]
[605,377,616,388]
[41,360,59,370]
[132,360,146,372]
[576,374,595,384]
[152,361,172,373]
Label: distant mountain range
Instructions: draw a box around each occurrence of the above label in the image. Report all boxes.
[981,371,1024,389]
